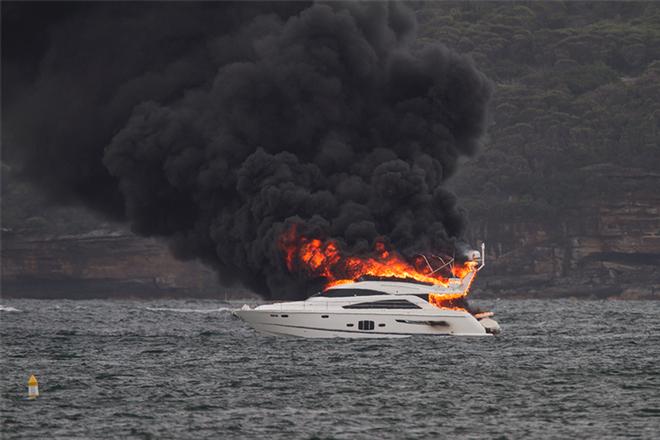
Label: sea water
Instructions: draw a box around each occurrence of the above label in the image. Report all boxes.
[1,299,658,439]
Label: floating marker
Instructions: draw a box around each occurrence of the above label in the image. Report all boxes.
[27,375,39,399]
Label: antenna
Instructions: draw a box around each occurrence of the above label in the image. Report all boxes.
[477,242,486,271]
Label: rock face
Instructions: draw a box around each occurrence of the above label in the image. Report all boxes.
[466,165,660,299]
[1,231,255,299]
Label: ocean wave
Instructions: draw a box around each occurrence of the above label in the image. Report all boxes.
[0,305,21,312]
[144,307,232,314]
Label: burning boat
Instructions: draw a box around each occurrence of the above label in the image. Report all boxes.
[234,244,500,338]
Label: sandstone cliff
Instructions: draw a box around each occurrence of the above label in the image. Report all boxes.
[1,230,255,299]
[466,165,660,299]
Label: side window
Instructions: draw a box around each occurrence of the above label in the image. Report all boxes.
[322,289,387,297]
[358,320,375,331]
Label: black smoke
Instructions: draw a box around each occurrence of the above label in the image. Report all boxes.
[2,1,492,299]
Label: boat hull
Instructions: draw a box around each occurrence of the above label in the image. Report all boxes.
[234,309,491,338]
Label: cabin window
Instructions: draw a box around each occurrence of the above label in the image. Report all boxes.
[270,314,278,317]
[321,315,329,318]
[281,314,288,318]
[378,323,386,327]
[346,323,354,327]
[358,320,375,330]
[343,299,421,309]
[316,288,388,298]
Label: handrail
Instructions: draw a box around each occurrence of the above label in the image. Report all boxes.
[417,253,455,275]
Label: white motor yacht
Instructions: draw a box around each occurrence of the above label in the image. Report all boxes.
[234,244,500,338]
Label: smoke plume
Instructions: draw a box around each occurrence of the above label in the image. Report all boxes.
[2,2,492,298]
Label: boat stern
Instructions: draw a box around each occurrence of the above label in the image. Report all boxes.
[474,312,501,335]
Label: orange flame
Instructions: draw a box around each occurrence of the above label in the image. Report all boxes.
[429,292,469,311]
[279,224,474,301]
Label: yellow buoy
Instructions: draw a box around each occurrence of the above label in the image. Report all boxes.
[27,375,39,399]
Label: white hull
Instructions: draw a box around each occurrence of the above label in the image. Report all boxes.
[234,251,500,338]
[234,308,491,338]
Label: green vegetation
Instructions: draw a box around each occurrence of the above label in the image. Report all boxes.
[417,1,660,221]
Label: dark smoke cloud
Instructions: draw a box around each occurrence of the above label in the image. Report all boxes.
[2,1,492,299]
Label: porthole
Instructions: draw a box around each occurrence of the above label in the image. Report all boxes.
[321,315,329,318]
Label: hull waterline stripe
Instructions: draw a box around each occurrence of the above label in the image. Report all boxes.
[257,322,452,336]
[238,311,466,318]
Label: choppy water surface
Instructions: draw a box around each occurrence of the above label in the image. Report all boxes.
[1,299,659,439]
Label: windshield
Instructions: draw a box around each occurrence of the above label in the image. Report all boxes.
[308,288,389,298]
